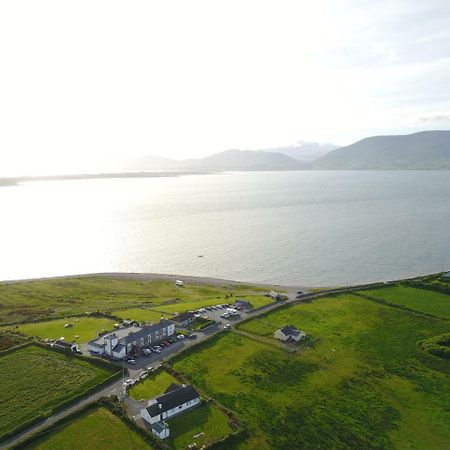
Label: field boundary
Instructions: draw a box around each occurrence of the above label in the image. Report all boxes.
[353,290,450,322]
[0,343,121,445]
[163,363,246,449]
[10,398,169,450]
[0,311,119,329]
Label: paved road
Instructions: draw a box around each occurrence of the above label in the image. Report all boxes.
[1,280,389,449]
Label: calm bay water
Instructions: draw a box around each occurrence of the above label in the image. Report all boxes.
[0,171,449,286]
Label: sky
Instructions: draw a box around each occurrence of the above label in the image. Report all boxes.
[1,0,450,176]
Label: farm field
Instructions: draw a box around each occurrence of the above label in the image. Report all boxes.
[355,285,450,319]
[173,294,450,450]
[1,317,116,343]
[0,345,116,440]
[129,370,178,401]
[112,307,171,324]
[18,406,153,450]
[168,403,233,450]
[0,333,25,351]
[0,275,266,323]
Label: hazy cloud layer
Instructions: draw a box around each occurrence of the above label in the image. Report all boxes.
[0,0,449,176]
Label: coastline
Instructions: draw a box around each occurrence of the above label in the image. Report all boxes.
[0,271,299,290]
[0,171,210,187]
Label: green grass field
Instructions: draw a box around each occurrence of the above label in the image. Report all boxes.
[169,403,232,449]
[1,317,116,343]
[129,370,178,400]
[0,276,266,323]
[19,407,153,450]
[172,294,450,450]
[111,307,171,323]
[0,345,116,439]
[356,285,450,319]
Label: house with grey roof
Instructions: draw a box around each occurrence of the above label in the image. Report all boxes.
[141,384,200,427]
[274,325,306,342]
[87,319,175,359]
[235,299,253,310]
[171,311,196,327]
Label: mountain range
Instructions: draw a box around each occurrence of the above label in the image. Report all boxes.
[124,131,450,172]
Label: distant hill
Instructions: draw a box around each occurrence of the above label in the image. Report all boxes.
[312,130,450,169]
[179,149,302,171]
[260,141,339,162]
[123,154,179,171]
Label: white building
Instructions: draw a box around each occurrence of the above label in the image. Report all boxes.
[274,325,306,342]
[88,319,175,359]
[151,421,170,440]
[141,384,200,426]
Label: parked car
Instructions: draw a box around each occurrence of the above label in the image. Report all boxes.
[123,378,133,387]
[188,333,197,339]
[224,324,231,330]
[140,371,148,379]
[127,359,136,365]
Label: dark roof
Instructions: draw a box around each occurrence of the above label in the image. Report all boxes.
[88,341,104,349]
[152,421,169,433]
[164,383,181,394]
[104,334,116,341]
[280,325,301,337]
[235,299,252,307]
[172,312,195,323]
[121,320,174,345]
[147,385,199,417]
[442,271,450,278]
[53,340,74,349]
[113,343,125,353]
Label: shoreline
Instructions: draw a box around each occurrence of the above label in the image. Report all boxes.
[0,271,302,290]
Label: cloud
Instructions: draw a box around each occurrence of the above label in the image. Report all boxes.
[419,114,450,123]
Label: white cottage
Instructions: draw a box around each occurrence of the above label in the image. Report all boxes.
[274,325,306,342]
[141,384,200,425]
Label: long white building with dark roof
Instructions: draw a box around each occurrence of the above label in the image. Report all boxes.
[88,319,175,359]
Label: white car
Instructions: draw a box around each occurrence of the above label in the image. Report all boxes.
[123,378,133,387]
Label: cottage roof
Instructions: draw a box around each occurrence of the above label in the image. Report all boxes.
[236,299,252,305]
[152,421,169,433]
[172,312,195,323]
[442,271,450,278]
[164,383,181,394]
[280,325,301,337]
[121,320,174,345]
[112,343,125,353]
[53,339,73,349]
[146,385,199,417]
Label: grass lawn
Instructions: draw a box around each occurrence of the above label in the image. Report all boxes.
[129,370,178,401]
[0,276,266,323]
[0,333,25,351]
[169,403,232,449]
[1,317,116,343]
[172,294,450,450]
[112,307,172,323]
[0,345,116,439]
[355,285,450,319]
[20,407,153,450]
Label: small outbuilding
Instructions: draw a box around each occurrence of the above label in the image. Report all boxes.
[171,312,196,327]
[52,339,79,352]
[274,325,306,342]
[235,299,253,311]
[151,421,170,440]
[441,271,450,279]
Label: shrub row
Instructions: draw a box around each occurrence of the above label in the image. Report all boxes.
[419,333,450,360]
